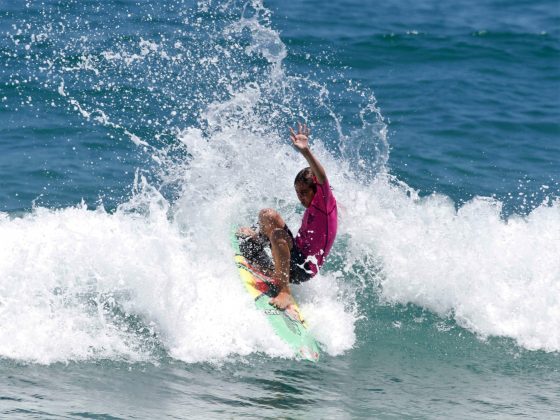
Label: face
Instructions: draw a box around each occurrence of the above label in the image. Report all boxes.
[295,182,315,208]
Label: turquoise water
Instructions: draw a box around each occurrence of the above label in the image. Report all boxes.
[1,0,559,418]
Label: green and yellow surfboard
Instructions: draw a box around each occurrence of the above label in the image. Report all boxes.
[231,228,320,362]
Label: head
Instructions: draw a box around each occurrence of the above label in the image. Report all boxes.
[294,167,317,208]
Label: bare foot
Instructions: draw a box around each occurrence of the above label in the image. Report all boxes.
[269,290,295,310]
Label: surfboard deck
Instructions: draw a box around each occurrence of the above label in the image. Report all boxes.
[231,228,320,362]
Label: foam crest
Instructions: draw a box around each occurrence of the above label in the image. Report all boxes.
[1,216,350,365]
[0,137,357,364]
[0,203,164,363]
[341,176,560,351]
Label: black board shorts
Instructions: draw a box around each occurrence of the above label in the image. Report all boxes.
[284,226,313,284]
[238,226,313,285]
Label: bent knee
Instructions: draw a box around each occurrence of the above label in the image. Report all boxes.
[258,208,277,221]
[259,208,284,228]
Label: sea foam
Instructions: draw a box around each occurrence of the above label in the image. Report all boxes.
[341,176,560,352]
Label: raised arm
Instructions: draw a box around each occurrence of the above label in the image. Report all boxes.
[289,123,327,184]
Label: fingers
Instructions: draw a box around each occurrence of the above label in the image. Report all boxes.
[289,126,296,142]
[290,123,310,136]
[289,131,296,144]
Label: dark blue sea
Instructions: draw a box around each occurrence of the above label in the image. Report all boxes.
[1,0,559,418]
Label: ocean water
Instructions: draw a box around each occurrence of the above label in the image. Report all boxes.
[1,0,559,418]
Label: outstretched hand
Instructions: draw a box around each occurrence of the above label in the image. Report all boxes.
[289,122,310,152]
[289,121,327,184]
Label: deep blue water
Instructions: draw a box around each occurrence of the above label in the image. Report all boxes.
[1,0,559,418]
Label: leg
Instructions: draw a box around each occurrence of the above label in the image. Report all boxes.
[258,209,295,310]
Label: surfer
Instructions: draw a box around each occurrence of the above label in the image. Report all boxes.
[239,123,338,310]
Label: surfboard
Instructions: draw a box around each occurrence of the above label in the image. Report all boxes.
[231,228,320,362]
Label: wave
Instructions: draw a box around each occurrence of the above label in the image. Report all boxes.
[1,0,558,365]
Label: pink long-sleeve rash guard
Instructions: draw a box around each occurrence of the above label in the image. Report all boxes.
[294,177,338,276]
